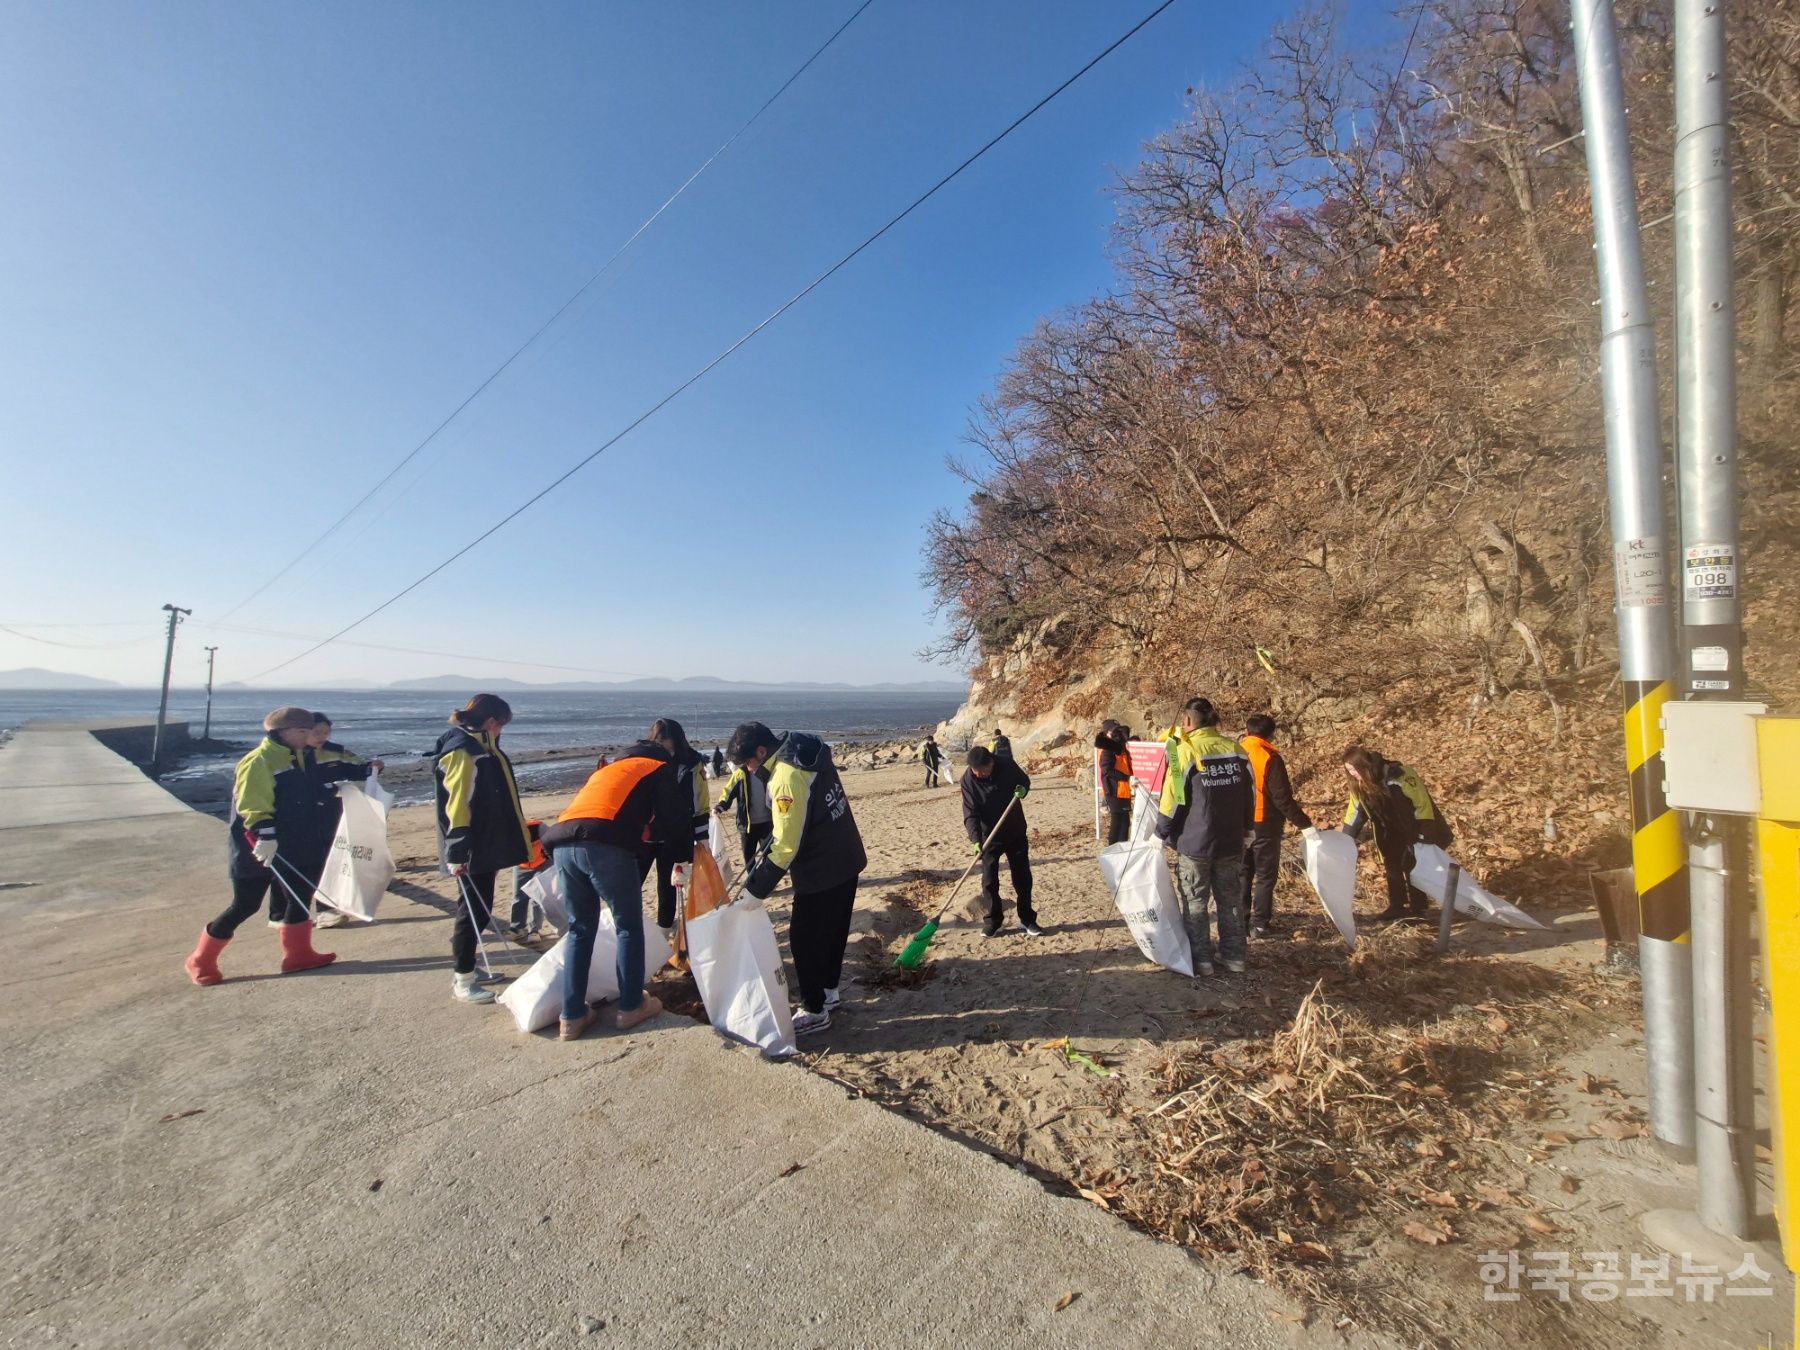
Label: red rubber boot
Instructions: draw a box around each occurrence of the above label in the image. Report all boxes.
[185,930,228,986]
[278,922,336,974]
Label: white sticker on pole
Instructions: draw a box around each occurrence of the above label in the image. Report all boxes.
[1613,536,1666,608]
[1691,645,1729,672]
[1682,544,1736,600]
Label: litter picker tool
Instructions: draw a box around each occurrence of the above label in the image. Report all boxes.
[894,796,1020,969]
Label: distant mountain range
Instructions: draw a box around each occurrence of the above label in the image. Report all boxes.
[2,667,967,696]
[217,673,971,695]
[0,668,122,690]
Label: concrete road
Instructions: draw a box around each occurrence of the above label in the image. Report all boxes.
[0,724,1378,1348]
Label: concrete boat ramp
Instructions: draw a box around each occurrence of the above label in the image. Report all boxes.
[0,721,1374,1348]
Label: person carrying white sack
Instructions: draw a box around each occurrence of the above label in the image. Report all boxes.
[540,727,695,1043]
[305,711,384,930]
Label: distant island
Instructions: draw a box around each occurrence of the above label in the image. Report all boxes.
[0,668,123,690]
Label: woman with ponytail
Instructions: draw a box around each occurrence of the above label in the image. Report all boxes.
[433,695,531,1004]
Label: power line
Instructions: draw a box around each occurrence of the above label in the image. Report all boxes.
[193,621,655,681]
[0,622,160,651]
[1367,0,1427,162]
[246,0,1179,684]
[215,0,880,623]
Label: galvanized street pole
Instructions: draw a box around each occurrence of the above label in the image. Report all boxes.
[202,646,219,742]
[1673,0,1755,1237]
[151,604,191,770]
[1571,0,1695,1154]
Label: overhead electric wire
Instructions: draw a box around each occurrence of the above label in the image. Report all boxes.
[215,0,879,622]
[193,621,654,681]
[0,622,160,651]
[245,0,1179,684]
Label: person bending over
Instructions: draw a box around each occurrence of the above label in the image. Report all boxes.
[961,746,1039,937]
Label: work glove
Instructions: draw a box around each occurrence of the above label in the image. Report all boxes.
[972,840,985,858]
[670,862,690,893]
[252,837,278,866]
[1013,785,1029,800]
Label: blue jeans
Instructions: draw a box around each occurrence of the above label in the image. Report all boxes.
[1174,852,1247,966]
[556,842,645,1021]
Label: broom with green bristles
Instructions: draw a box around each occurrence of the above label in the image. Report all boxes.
[894,796,1020,969]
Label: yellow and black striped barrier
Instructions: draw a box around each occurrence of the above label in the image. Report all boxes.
[1625,679,1690,943]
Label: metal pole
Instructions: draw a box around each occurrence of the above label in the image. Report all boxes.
[1436,862,1460,954]
[202,647,218,742]
[1571,0,1694,1154]
[1673,0,1755,1237]
[151,604,191,770]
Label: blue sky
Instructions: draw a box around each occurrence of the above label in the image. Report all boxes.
[0,0,1400,689]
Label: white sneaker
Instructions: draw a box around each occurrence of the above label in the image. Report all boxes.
[452,973,495,1004]
[1221,958,1246,974]
[471,966,505,984]
[792,1008,832,1035]
[314,910,349,929]
[1195,961,1216,977]
[824,987,842,1011]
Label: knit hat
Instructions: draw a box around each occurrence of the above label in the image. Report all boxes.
[263,706,314,732]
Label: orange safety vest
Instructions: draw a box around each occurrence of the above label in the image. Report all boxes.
[1112,750,1133,800]
[558,755,663,824]
[1241,735,1276,824]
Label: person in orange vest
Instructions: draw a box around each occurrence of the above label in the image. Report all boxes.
[540,727,694,1042]
[1237,714,1315,939]
[1097,721,1134,844]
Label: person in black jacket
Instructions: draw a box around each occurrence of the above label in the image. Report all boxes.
[1237,714,1316,939]
[730,722,868,1035]
[921,735,944,788]
[961,746,1039,937]
[433,694,531,1005]
[1097,721,1133,845]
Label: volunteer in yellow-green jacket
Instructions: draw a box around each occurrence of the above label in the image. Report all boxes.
[432,694,531,1004]
[1154,698,1255,975]
[184,706,338,985]
[729,721,867,1036]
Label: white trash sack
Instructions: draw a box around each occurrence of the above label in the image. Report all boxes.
[312,780,396,921]
[1096,794,1194,978]
[520,867,570,934]
[708,812,738,887]
[1409,844,1548,930]
[685,899,798,1059]
[496,910,675,1034]
[1300,829,1359,949]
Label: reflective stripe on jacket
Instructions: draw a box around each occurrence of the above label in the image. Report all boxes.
[1156,725,1254,859]
[746,732,867,896]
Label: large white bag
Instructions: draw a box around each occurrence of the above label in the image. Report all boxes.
[1096,796,1194,978]
[685,899,798,1058]
[520,867,569,933]
[1409,844,1548,929]
[312,781,395,921]
[496,909,675,1034]
[1300,829,1359,949]
[708,812,737,887]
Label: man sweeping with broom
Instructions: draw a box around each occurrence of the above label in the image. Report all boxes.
[961,746,1040,938]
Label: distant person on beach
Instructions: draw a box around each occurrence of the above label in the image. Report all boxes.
[989,728,1013,763]
[921,735,943,788]
[305,712,382,930]
[184,707,338,986]
[1096,721,1132,845]
[714,757,774,871]
[728,721,867,1036]
[1155,698,1254,976]
[542,725,695,1041]
[432,695,531,1005]
[648,718,709,941]
[711,747,725,778]
[961,745,1039,938]
[1236,714,1314,940]
[1340,747,1453,923]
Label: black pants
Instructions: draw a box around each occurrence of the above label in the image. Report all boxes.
[980,838,1035,933]
[739,820,773,873]
[208,844,326,938]
[1105,801,1130,845]
[1241,830,1282,928]
[789,877,858,1014]
[1376,837,1429,916]
[451,870,499,974]
[924,765,939,788]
